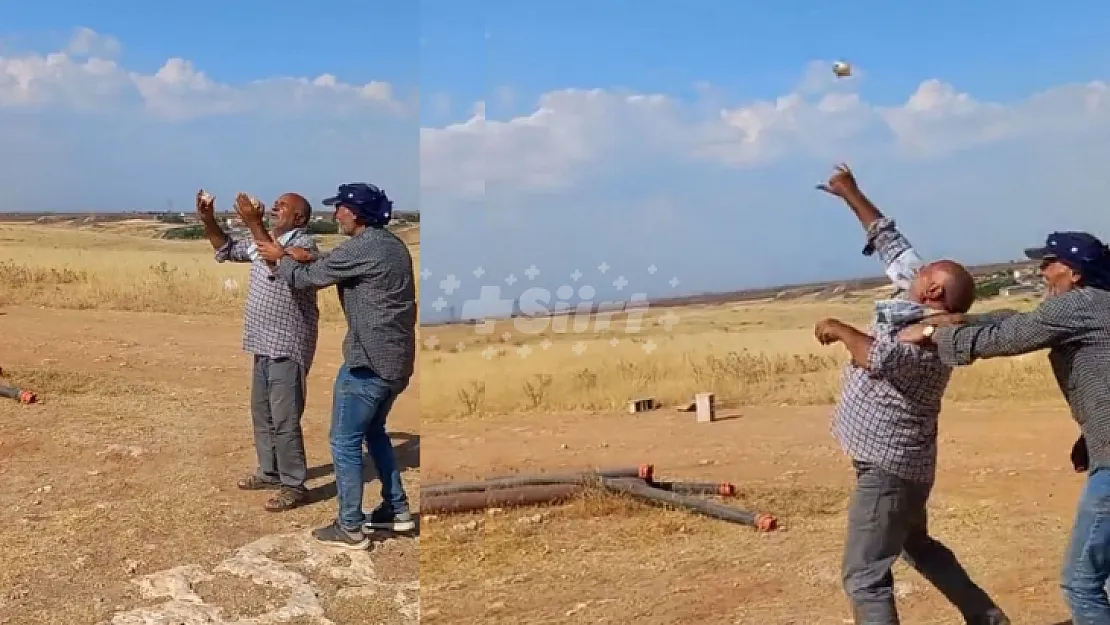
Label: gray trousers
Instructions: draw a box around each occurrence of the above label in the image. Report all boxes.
[250,355,309,490]
[843,461,1001,624]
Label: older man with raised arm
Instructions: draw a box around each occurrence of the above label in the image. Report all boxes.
[813,165,1009,625]
[196,191,320,513]
[899,231,1110,625]
[256,182,416,550]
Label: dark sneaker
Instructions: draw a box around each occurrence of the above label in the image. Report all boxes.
[363,507,416,532]
[311,521,369,550]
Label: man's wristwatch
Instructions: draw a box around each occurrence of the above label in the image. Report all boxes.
[922,324,936,339]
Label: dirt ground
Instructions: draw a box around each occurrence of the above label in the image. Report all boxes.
[423,401,1085,624]
[0,306,419,625]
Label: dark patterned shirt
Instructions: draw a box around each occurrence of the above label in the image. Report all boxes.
[831,218,952,484]
[215,228,320,371]
[275,226,416,382]
[935,287,1110,469]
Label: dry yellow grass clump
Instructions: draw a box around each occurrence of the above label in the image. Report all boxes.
[422,293,1056,419]
[0,223,420,321]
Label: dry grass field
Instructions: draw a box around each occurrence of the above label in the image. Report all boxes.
[0,222,420,625]
[422,289,1086,623]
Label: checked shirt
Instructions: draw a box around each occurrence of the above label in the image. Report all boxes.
[215,227,321,372]
[830,218,951,484]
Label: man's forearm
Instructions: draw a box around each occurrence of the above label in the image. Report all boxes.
[200,215,229,251]
[837,324,875,369]
[842,189,884,231]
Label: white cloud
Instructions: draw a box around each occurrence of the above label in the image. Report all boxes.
[0,28,417,212]
[419,62,1110,200]
[417,61,1110,295]
[64,27,122,59]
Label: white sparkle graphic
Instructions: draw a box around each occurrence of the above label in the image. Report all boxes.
[439,274,461,294]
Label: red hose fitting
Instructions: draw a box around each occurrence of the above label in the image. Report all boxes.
[755,513,777,532]
[638,464,654,480]
[18,390,36,404]
[717,483,737,497]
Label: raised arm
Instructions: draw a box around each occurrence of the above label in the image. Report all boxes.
[815,318,924,376]
[817,164,924,292]
[195,191,254,263]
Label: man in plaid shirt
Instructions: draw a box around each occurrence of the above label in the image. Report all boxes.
[197,191,320,513]
[813,165,1009,625]
[899,231,1110,624]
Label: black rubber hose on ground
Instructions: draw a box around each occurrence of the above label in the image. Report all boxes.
[422,483,583,514]
[0,384,35,404]
[600,477,777,531]
[648,480,737,497]
[423,465,654,497]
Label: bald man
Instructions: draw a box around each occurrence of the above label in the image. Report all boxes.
[197,191,320,513]
[812,166,1009,625]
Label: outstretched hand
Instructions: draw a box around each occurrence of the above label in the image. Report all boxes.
[196,190,215,218]
[816,163,861,198]
[815,318,845,345]
[255,240,285,263]
[896,323,933,345]
[286,247,314,263]
[234,192,266,224]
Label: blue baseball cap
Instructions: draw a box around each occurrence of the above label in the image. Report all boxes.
[322,182,393,227]
[1025,231,1110,281]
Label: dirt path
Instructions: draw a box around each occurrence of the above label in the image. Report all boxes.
[424,402,1083,624]
[0,306,419,625]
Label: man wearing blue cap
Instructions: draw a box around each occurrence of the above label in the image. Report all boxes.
[257,182,417,549]
[899,231,1110,623]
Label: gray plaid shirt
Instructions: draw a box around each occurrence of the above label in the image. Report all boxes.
[275,226,416,382]
[215,227,320,371]
[935,287,1110,470]
[831,218,951,484]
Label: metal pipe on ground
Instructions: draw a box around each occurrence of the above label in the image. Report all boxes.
[0,384,36,404]
[423,464,654,497]
[648,480,737,497]
[601,477,777,531]
[422,483,583,514]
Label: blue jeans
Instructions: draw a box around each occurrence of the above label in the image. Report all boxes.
[331,364,410,530]
[1063,466,1110,625]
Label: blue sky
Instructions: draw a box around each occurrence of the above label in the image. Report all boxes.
[2,4,1110,322]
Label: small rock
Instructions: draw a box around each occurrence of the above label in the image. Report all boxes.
[452,520,482,532]
[424,514,438,522]
[124,559,141,574]
[566,602,589,616]
[488,601,505,611]
[560,443,569,450]
[73,556,88,570]
[517,512,549,526]
[486,507,504,516]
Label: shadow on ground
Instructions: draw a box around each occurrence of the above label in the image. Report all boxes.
[305,432,419,505]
